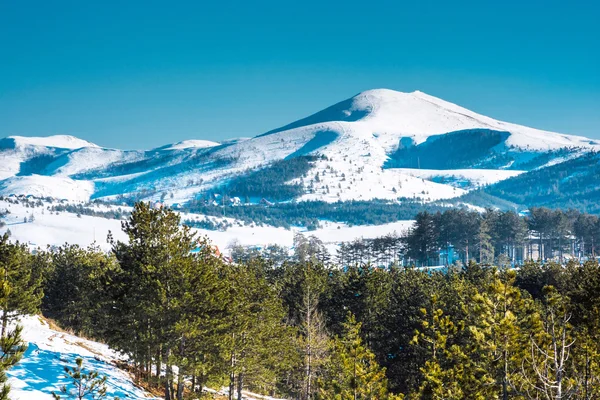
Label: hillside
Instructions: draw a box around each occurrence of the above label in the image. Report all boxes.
[7,315,156,399]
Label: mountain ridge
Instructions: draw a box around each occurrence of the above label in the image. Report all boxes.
[0,89,597,212]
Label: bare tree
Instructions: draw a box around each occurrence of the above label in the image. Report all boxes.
[516,287,579,400]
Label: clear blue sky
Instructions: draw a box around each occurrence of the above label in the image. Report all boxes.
[1,0,598,149]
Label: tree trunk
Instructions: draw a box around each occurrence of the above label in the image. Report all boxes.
[1,307,7,338]
[229,349,235,400]
[164,347,172,400]
[176,337,185,400]
[155,348,162,389]
[176,369,184,400]
[237,372,244,400]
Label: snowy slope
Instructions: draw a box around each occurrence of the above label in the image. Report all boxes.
[0,176,94,201]
[7,315,157,399]
[396,168,525,189]
[0,89,597,205]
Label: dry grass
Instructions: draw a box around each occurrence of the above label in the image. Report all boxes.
[39,314,97,342]
[39,316,67,333]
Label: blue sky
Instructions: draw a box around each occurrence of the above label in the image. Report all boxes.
[1,0,598,149]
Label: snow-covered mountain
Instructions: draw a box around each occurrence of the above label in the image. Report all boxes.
[1,89,598,206]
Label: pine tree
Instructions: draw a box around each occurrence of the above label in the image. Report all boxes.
[477,217,494,265]
[466,269,532,399]
[0,324,26,399]
[219,261,299,400]
[42,244,117,336]
[575,328,600,400]
[109,202,206,399]
[316,313,396,400]
[299,263,328,400]
[0,233,43,337]
[52,357,116,400]
[169,238,228,399]
[410,294,466,399]
[406,212,439,266]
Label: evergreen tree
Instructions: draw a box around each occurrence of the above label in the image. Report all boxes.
[316,314,396,400]
[477,216,495,264]
[467,269,532,399]
[0,325,26,399]
[0,233,42,337]
[290,262,329,400]
[169,239,227,399]
[405,212,438,266]
[493,210,527,263]
[42,244,117,336]
[52,357,116,400]
[109,202,212,399]
[219,261,299,400]
[410,293,466,399]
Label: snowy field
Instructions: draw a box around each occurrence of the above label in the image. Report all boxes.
[0,198,413,254]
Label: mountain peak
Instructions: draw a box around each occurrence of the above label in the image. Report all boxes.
[2,135,99,150]
[156,139,220,151]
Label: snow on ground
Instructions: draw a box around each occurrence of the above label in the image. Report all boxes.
[396,168,525,188]
[2,207,126,252]
[0,176,94,202]
[194,220,414,254]
[0,198,413,254]
[293,157,466,203]
[7,315,157,399]
[49,147,145,178]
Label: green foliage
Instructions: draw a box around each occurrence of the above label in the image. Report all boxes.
[316,314,396,400]
[32,201,600,399]
[52,357,116,400]
[0,233,43,336]
[0,325,26,400]
[42,244,117,336]
[410,293,467,399]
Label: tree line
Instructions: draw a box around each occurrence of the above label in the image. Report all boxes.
[403,207,600,267]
